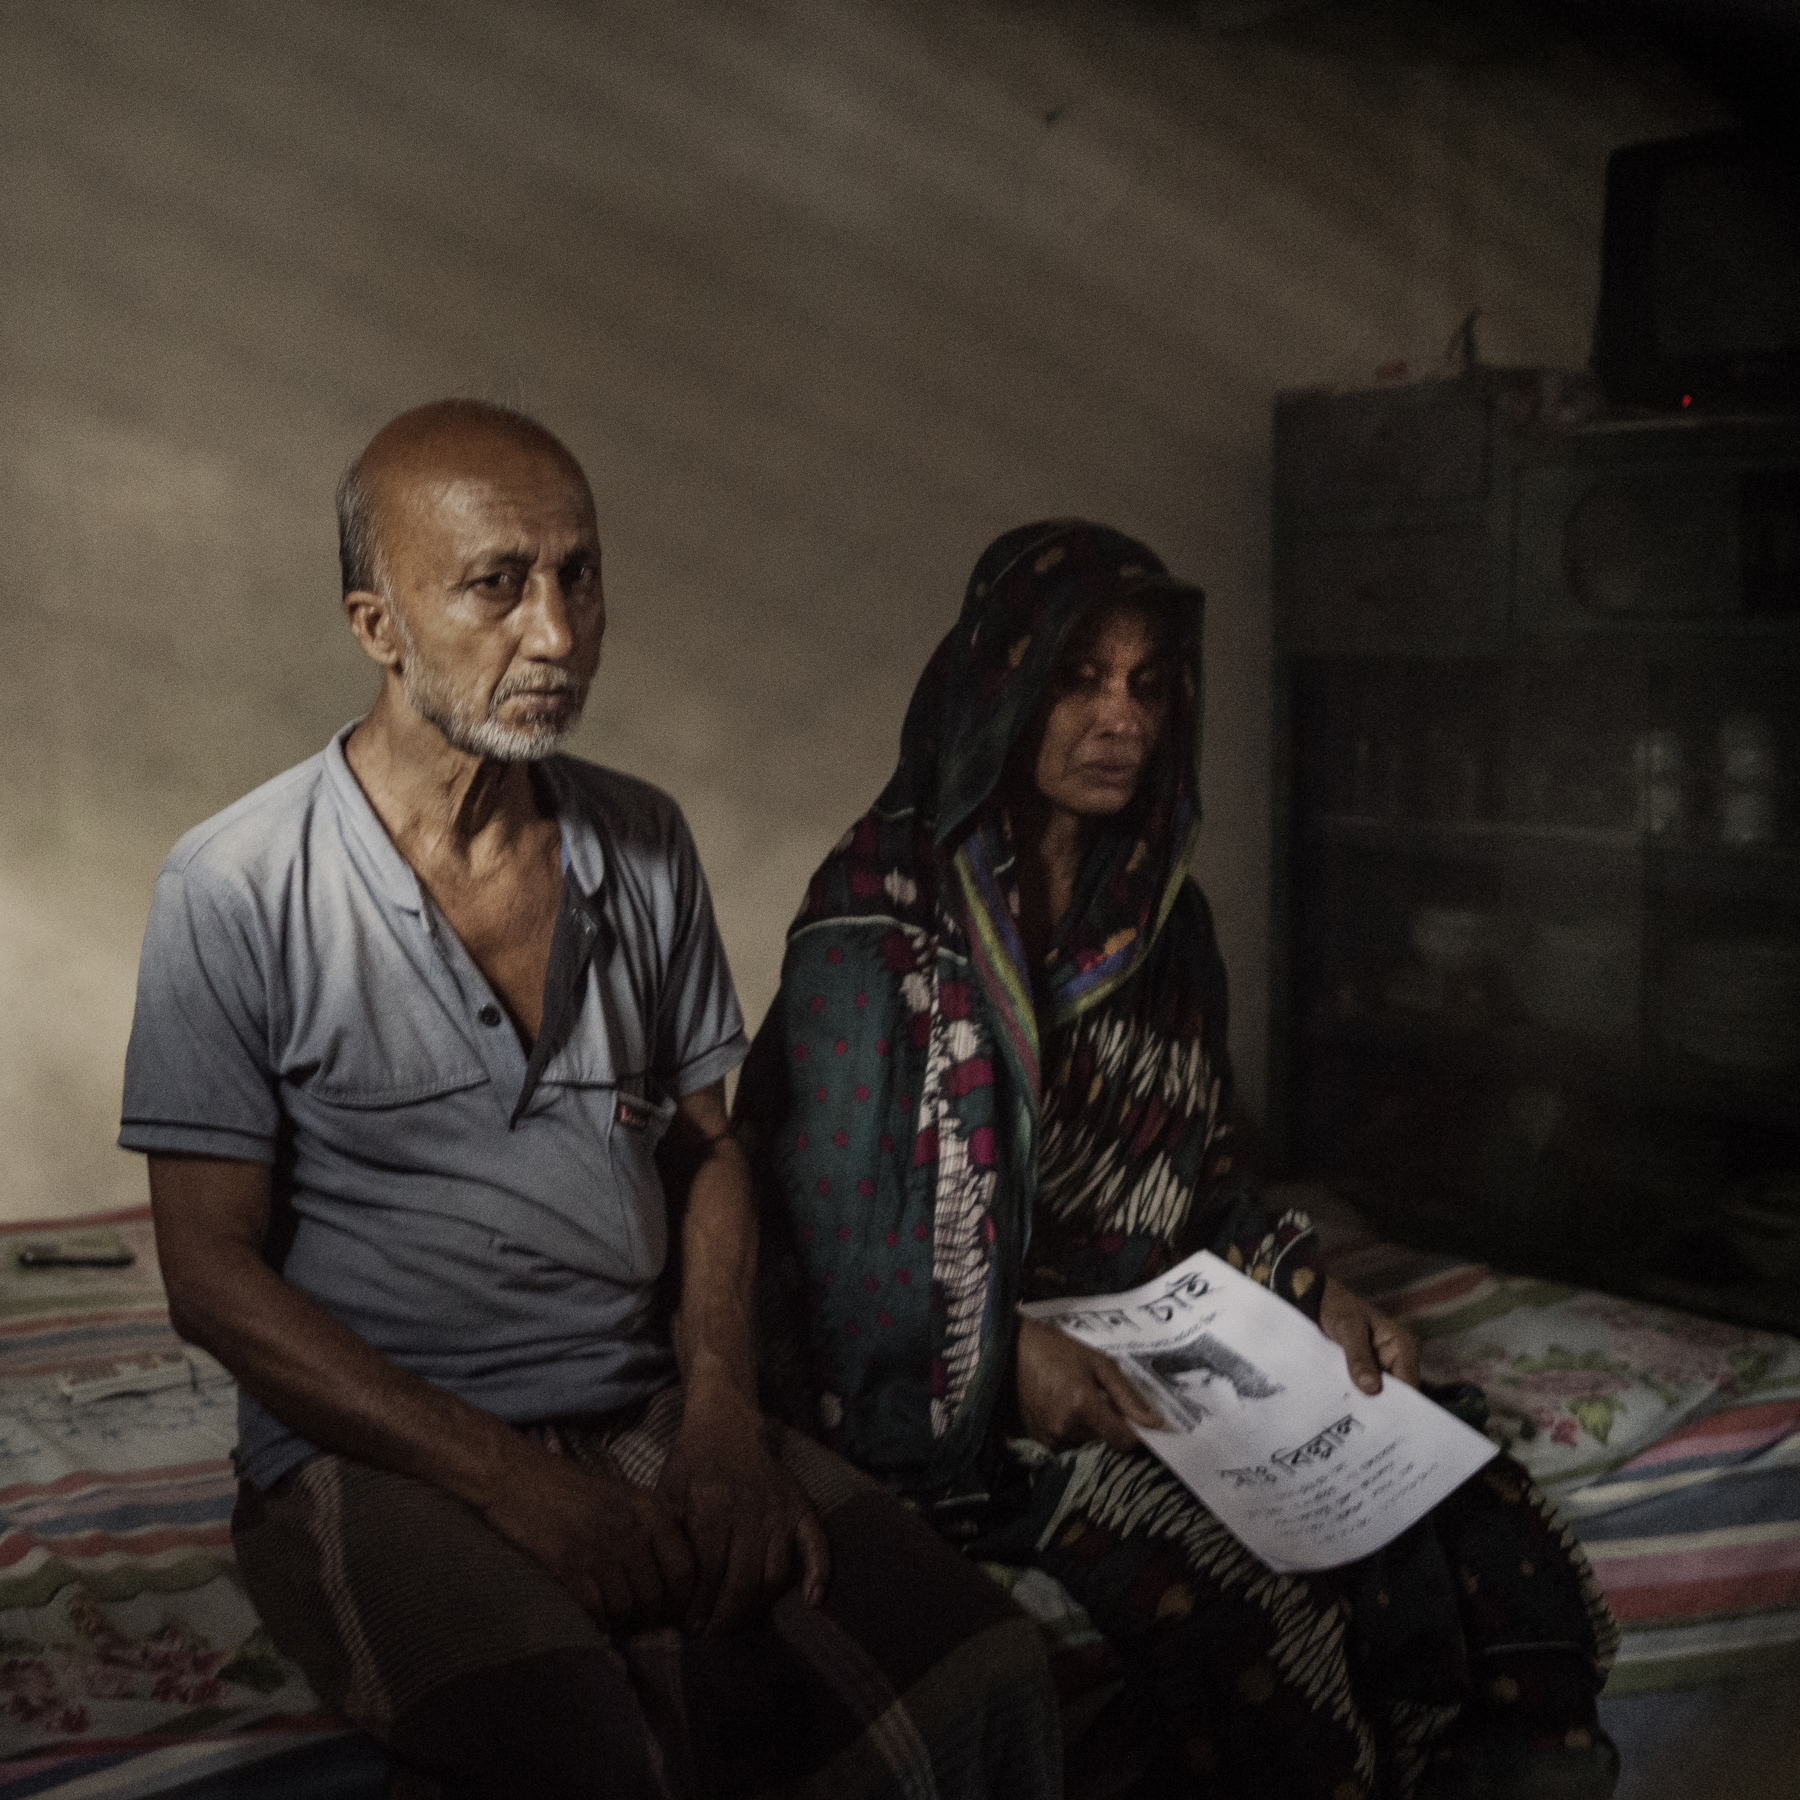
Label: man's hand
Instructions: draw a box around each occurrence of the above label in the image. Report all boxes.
[655,1377,829,1636]
[1015,1314,1164,1453]
[483,1442,696,1633]
[1318,1276,1421,1393]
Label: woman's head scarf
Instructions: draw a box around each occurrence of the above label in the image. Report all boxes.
[803,518,1204,1085]
[740,521,1281,1495]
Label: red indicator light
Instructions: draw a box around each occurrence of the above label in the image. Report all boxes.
[1682,394,1692,407]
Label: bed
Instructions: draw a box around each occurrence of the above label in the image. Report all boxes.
[4,1201,1798,1797]
[0,1209,385,1799]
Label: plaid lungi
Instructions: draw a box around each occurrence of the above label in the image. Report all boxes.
[233,1388,1058,1799]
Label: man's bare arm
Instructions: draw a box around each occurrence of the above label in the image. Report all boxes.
[654,1081,829,1632]
[148,1152,693,1627]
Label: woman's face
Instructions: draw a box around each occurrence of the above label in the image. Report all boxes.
[1028,602,1174,819]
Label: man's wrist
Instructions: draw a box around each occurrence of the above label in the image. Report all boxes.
[681,1348,760,1415]
[455,1407,546,1519]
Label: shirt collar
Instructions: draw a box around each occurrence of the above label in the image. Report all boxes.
[537,756,609,903]
[322,723,611,912]
[324,722,427,912]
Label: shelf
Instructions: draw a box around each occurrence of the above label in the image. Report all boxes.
[1271,381,1800,1327]
[1299,1010,1800,1134]
[1301,813,1800,898]
[1624,1267,1800,1337]
[1343,1192,1800,1336]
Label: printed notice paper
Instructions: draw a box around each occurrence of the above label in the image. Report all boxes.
[1019,1251,1497,1571]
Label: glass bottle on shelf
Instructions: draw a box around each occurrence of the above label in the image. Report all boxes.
[1717,712,1778,847]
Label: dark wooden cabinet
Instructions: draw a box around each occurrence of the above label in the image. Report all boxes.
[1271,372,1800,1331]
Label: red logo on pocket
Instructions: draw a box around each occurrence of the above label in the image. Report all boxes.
[616,1098,648,1131]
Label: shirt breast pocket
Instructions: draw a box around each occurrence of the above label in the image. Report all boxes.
[289,1010,489,1111]
[609,1087,677,1156]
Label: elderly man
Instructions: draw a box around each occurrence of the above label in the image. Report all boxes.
[119,401,1055,1800]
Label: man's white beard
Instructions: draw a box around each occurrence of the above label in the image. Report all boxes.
[392,609,588,762]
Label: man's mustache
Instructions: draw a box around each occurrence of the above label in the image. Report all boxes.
[493,669,587,705]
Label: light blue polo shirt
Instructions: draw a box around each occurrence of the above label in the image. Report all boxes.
[120,724,748,1489]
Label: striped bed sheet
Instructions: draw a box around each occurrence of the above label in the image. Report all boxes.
[1562,1399,1800,1693]
[1313,1199,1800,1695]
[0,1209,379,1798]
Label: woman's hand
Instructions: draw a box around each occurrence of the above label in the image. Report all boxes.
[1318,1277,1421,1393]
[1015,1314,1164,1452]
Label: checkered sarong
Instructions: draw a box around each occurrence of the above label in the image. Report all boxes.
[233,1389,1057,1799]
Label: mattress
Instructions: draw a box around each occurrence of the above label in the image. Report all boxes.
[4,1201,1797,1795]
[0,1209,382,1797]
[1314,1200,1800,1694]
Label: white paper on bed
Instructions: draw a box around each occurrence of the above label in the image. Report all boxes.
[1020,1250,1498,1572]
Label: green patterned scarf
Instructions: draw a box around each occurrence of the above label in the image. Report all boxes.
[738,521,1310,1497]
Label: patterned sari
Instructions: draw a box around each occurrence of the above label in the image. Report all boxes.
[737,521,1618,1798]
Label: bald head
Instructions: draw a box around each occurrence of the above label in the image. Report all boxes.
[335,400,589,599]
[336,400,605,763]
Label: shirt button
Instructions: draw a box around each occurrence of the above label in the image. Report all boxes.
[477,1004,503,1028]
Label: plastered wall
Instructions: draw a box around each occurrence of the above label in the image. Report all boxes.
[0,0,1718,1220]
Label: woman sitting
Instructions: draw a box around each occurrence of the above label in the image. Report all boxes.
[734,521,1619,1799]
